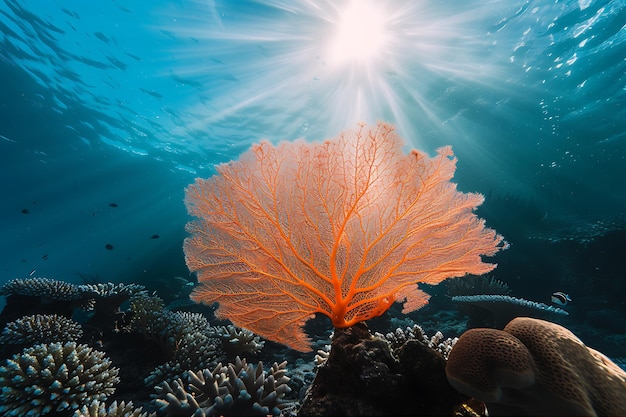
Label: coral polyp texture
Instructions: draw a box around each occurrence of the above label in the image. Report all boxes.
[0,341,120,416]
[0,314,83,345]
[74,400,156,417]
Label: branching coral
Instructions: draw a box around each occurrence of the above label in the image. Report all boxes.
[154,356,292,417]
[74,399,155,417]
[81,282,146,298]
[0,313,83,345]
[0,341,120,416]
[451,294,568,328]
[209,324,265,359]
[1,277,84,301]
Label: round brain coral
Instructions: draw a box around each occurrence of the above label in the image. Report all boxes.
[445,327,536,403]
[0,341,120,416]
[446,317,626,416]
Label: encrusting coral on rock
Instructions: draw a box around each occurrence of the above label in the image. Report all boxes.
[375,323,458,360]
[299,322,468,416]
[446,316,626,416]
[0,341,120,416]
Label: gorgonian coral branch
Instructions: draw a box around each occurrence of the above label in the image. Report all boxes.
[185,122,507,351]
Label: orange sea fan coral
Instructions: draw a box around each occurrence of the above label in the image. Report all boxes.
[184,122,507,351]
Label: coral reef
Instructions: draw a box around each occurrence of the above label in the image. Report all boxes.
[446,317,626,416]
[0,341,120,416]
[3,274,623,416]
[0,313,83,345]
[153,356,292,416]
[0,276,280,414]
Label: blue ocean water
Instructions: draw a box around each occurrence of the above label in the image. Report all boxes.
[0,0,624,356]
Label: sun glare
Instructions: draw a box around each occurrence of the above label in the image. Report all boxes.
[166,0,513,150]
[328,1,387,67]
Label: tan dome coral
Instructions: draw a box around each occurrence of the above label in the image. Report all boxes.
[445,327,536,403]
[446,317,626,416]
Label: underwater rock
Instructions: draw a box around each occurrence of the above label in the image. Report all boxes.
[298,322,467,416]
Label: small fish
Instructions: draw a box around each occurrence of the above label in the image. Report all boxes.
[29,269,36,276]
[105,243,114,250]
[551,291,571,306]
[150,234,160,239]
[109,203,118,208]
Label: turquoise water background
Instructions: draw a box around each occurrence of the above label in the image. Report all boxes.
[1,0,624,298]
